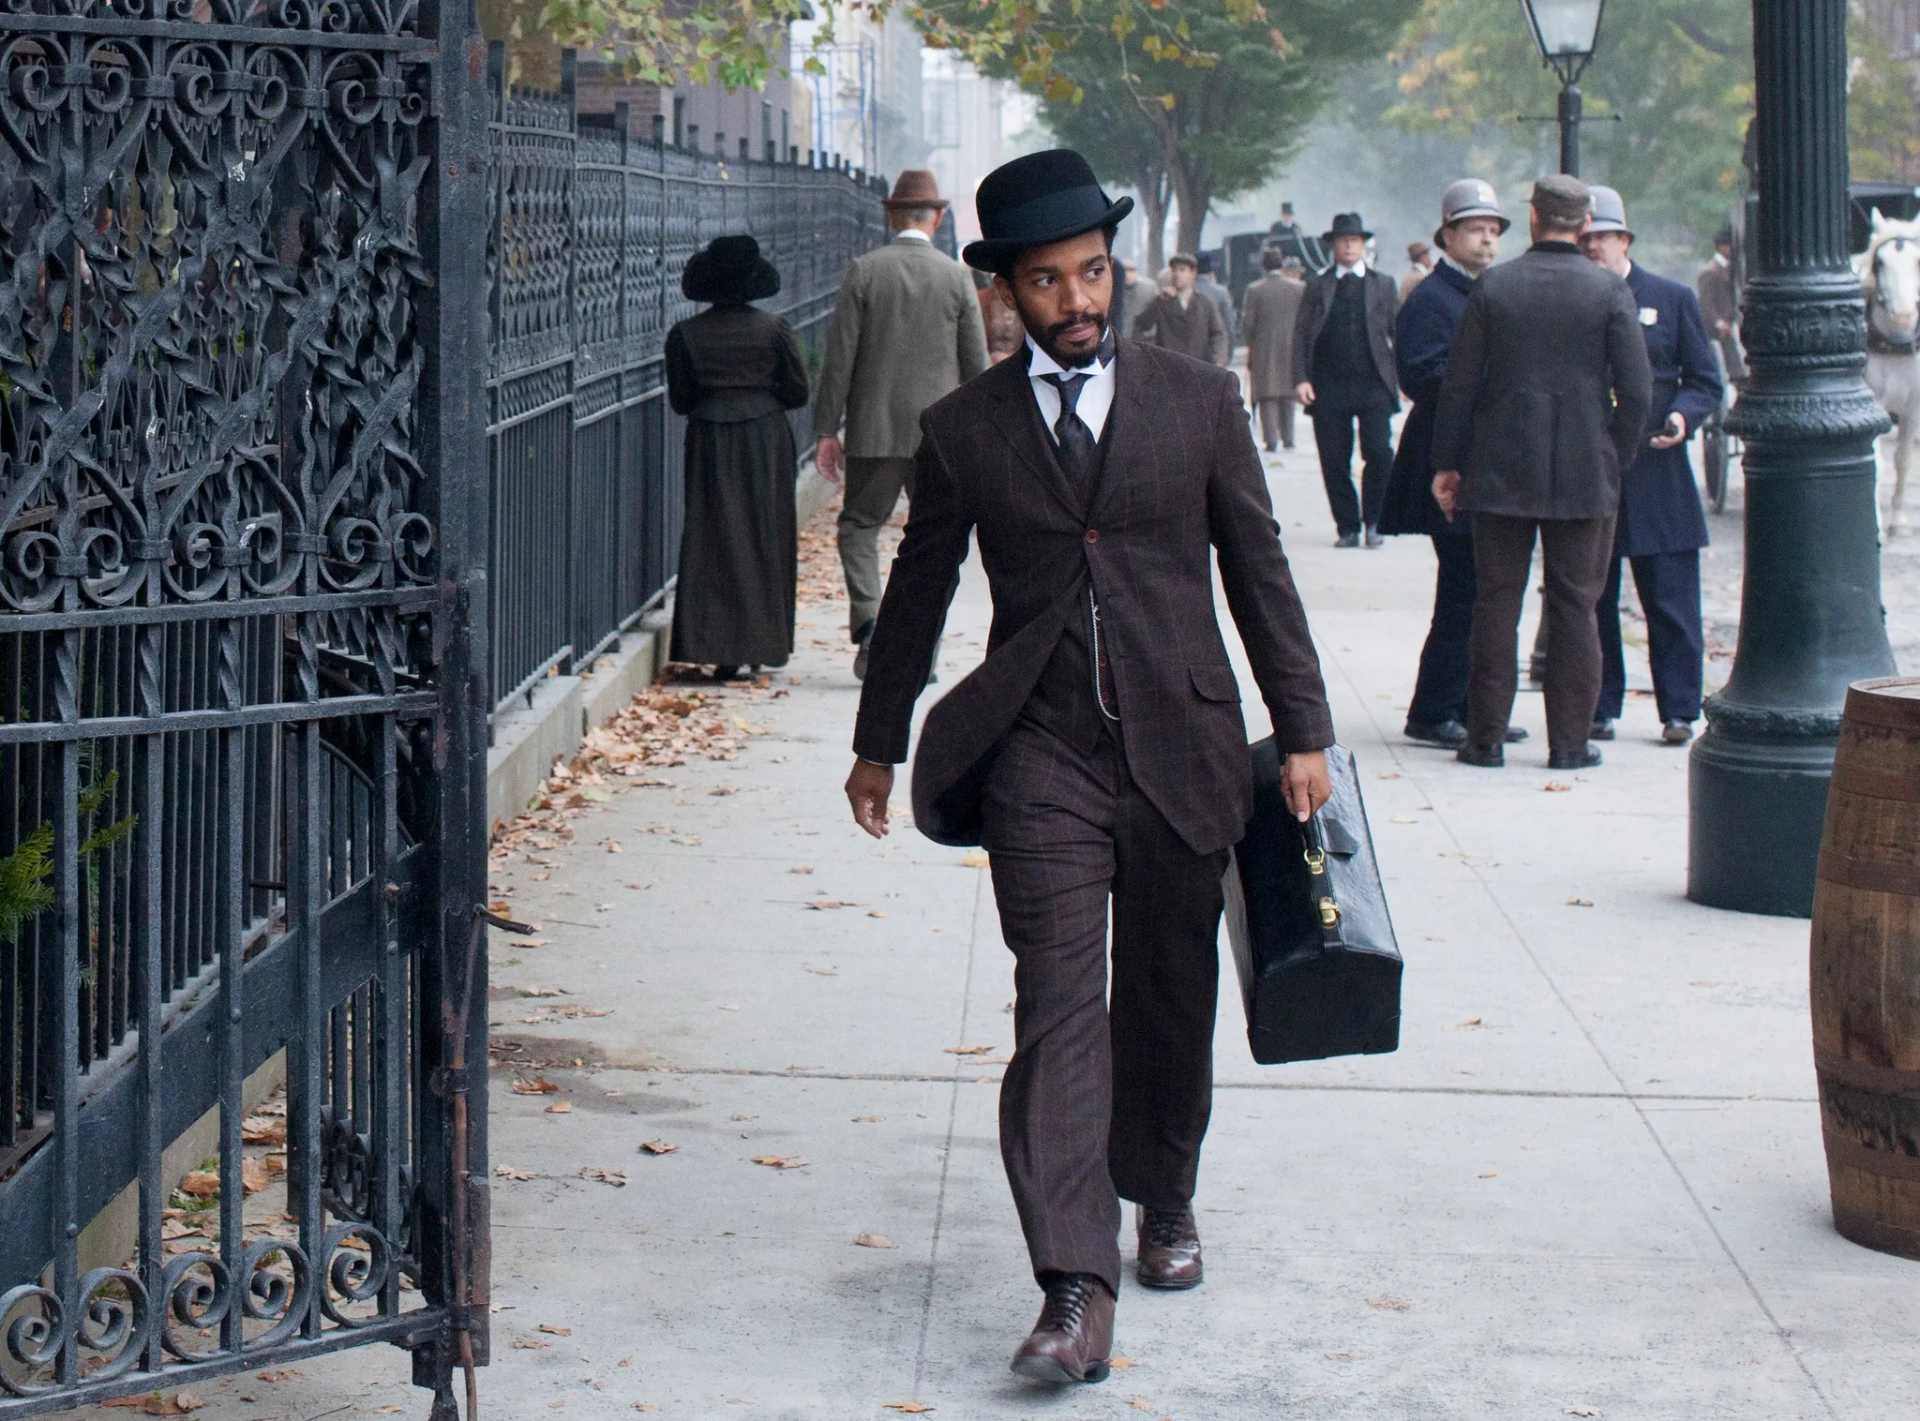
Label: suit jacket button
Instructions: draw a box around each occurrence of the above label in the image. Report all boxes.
[1084,529,1099,544]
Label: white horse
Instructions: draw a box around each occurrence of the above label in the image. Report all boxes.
[1859,210,1920,534]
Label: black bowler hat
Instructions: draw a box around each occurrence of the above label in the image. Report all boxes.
[962,149,1134,272]
[1321,211,1373,243]
[682,234,780,304]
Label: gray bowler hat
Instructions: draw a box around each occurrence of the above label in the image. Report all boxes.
[1586,184,1633,237]
[1434,178,1509,247]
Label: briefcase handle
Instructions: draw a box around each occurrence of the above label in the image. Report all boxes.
[1301,814,1342,947]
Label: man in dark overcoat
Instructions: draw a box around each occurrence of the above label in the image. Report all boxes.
[1431,175,1652,769]
[1130,252,1227,364]
[1377,180,1524,749]
[1292,212,1400,547]
[1579,187,1723,745]
[843,148,1334,1386]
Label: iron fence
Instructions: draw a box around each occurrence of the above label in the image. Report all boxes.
[0,0,492,1412]
[487,47,889,710]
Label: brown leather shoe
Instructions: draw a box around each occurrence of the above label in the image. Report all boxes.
[1136,1205,1203,1289]
[1009,1273,1114,1384]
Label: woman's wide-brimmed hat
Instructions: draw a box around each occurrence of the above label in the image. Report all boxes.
[962,149,1133,272]
[682,234,780,304]
[883,169,949,210]
[1322,212,1373,243]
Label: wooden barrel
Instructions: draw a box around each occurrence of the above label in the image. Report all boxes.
[1811,676,1920,1257]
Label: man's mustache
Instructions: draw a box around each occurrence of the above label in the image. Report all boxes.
[1046,311,1105,344]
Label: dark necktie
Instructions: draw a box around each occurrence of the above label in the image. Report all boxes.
[1041,371,1097,500]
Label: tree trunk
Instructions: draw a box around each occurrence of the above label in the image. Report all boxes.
[1131,162,1170,275]
[1170,156,1211,262]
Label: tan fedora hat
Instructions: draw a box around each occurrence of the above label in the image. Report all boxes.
[883,169,950,210]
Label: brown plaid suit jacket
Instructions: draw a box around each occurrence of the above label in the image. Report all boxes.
[851,339,1335,856]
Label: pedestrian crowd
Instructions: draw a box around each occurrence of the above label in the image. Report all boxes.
[646,146,1743,1392]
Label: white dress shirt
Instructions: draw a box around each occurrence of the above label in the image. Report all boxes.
[893,228,930,243]
[1025,334,1116,444]
[1335,259,1368,279]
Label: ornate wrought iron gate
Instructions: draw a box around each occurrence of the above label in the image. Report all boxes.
[0,0,490,1409]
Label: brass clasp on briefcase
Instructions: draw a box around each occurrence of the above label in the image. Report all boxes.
[1303,837,1340,932]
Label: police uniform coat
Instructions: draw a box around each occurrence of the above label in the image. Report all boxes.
[1617,263,1723,556]
[1379,261,1474,537]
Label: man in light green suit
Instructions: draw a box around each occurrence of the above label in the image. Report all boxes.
[814,170,989,679]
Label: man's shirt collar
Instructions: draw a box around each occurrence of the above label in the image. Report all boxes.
[1335,260,1367,278]
[893,228,931,243]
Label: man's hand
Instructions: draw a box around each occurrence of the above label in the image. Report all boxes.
[1282,750,1332,824]
[846,758,894,839]
[815,435,845,484]
[1431,470,1461,520]
[1294,381,1315,407]
[1649,411,1688,450]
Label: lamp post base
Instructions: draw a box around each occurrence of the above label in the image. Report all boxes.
[1688,719,1839,917]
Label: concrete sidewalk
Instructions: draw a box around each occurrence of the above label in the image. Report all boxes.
[151,441,1917,1421]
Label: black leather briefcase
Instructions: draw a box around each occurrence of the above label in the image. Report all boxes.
[1224,740,1402,1065]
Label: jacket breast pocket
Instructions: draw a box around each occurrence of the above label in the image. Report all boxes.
[1189,664,1242,703]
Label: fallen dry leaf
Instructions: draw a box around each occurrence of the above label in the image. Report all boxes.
[805,900,858,911]
[671,835,703,847]
[376,1408,405,1415]
[1130,1403,1154,1414]
[1566,1410,1601,1418]
[751,1155,808,1169]
[868,909,890,918]
[539,1324,572,1336]
[1366,1296,1413,1311]
[961,850,989,868]
[1478,1171,1498,1179]
[176,1170,220,1199]
[545,1101,573,1115]
[1110,1357,1137,1369]
[605,841,623,853]
[512,1075,561,1095]
[240,1157,270,1194]
[1454,1017,1485,1030]
[241,1114,287,1146]
[512,1338,550,1350]
[580,1166,630,1186]
[853,1233,895,1249]
[634,1407,659,1414]
[254,1370,299,1383]
[495,1165,537,1181]
[805,965,838,976]
[944,1045,994,1056]
[103,1393,205,1416]
[1543,781,1572,793]
[1389,815,1417,824]
[518,985,568,998]
[1377,772,1402,780]
[639,1140,677,1155]
[883,1406,935,1415]
[790,866,814,874]
[852,1115,884,1123]
[1566,897,1594,907]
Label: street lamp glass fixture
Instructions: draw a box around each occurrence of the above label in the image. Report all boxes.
[1520,0,1605,77]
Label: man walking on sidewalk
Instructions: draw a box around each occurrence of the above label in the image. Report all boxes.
[843,148,1334,1387]
[1378,179,1526,751]
[1292,212,1400,547]
[1130,253,1228,365]
[1579,186,1722,747]
[1431,175,1652,770]
[1240,248,1305,452]
[814,170,988,679]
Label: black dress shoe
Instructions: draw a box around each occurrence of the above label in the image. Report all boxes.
[1590,718,1616,741]
[1363,527,1385,549]
[1662,719,1694,745]
[1548,743,1603,770]
[1335,531,1360,549]
[1405,719,1470,748]
[1504,726,1530,743]
[1456,742,1504,767]
[1010,1274,1114,1384]
[1136,1206,1203,1290]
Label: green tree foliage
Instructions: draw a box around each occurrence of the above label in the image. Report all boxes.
[1384,0,1754,249]
[1849,13,1920,184]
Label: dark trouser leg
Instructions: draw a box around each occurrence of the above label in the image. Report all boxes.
[1408,531,1478,726]
[1632,551,1705,722]
[1257,398,1280,450]
[1107,771,1228,1212]
[1279,397,1297,448]
[1356,405,1395,529]
[983,725,1124,1295]
[1466,513,1536,747]
[1537,516,1617,754]
[837,456,914,637]
[1595,555,1627,722]
[1311,407,1361,536]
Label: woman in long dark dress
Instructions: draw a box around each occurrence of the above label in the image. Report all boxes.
[665,235,810,677]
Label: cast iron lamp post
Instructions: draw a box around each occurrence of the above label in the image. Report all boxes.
[1518,0,1606,175]
[1688,0,1896,917]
